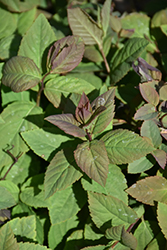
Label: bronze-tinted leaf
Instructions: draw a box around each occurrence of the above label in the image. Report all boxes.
[134,103,158,120]
[151,149,167,169]
[139,83,159,106]
[75,92,92,124]
[45,113,86,138]
[2,56,41,92]
[47,35,85,74]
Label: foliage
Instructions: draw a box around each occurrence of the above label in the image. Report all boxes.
[0,0,167,249]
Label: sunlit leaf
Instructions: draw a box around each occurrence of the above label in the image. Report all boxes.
[151,149,167,169]
[68,7,103,45]
[128,155,155,174]
[0,223,19,250]
[139,83,159,106]
[44,149,82,199]
[134,103,158,120]
[101,0,112,35]
[74,140,109,186]
[126,176,167,205]
[88,192,138,228]
[19,242,51,250]
[157,202,167,239]
[0,0,39,12]
[134,221,153,250]
[18,14,56,73]
[2,56,41,92]
[110,38,149,84]
[101,129,154,164]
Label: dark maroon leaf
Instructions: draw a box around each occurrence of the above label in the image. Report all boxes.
[75,92,92,124]
[45,114,86,138]
[47,35,85,74]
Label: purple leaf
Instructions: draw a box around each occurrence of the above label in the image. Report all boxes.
[75,92,92,124]
[47,35,85,74]
[45,113,86,138]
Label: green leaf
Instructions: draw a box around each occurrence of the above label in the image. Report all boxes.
[0,223,19,250]
[18,14,56,73]
[0,0,39,12]
[81,164,128,204]
[19,242,51,250]
[0,187,16,210]
[159,85,167,101]
[0,180,19,204]
[17,7,36,35]
[45,113,86,137]
[134,103,158,120]
[84,45,103,62]
[110,38,149,84]
[8,215,36,241]
[0,101,43,168]
[48,215,78,249]
[128,155,155,174]
[0,8,17,39]
[126,176,167,205]
[134,220,153,250]
[121,227,137,250]
[67,7,103,46]
[106,224,124,240]
[2,56,41,92]
[48,187,80,225]
[81,246,105,250]
[21,128,72,161]
[88,192,138,228]
[101,0,112,35]
[44,76,95,108]
[146,232,166,250]
[101,129,154,164]
[160,24,167,36]
[20,188,49,208]
[47,35,85,74]
[139,83,159,106]
[44,149,82,199]
[74,140,109,186]
[141,120,162,148]
[91,88,115,135]
[157,202,167,239]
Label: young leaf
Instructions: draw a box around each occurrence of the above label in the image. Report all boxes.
[47,35,85,74]
[139,83,159,106]
[101,129,154,164]
[151,149,167,169]
[45,113,86,138]
[126,176,167,206]
[44,76,95,108]
[75,92,92,124]
[91,88,115,134]
[110,38,149,84]
[2,56,41,92]
[106,224,124,240]
[134,103,158,120]
[44,149,82,199]
[74,140,109,187]
[141,120,162,148]
[67,7,103,46]
[18,14,56,73]
[157,202,167,240]
[88,192,138,228]
[101,0,112,35]
[0,223,19,250]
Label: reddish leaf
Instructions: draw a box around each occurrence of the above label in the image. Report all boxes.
[75,92,92,124]
[74,140,109,186]
[45,114,86,138]
[139,83,159,106]
[126,176,167,206]
[151,149,167,169]
[47,35,85,74]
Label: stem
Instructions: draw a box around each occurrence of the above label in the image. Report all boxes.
[36,72,50,107]
[98,44,110,73]
[86,129,92,142]
[1,145,23,180]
